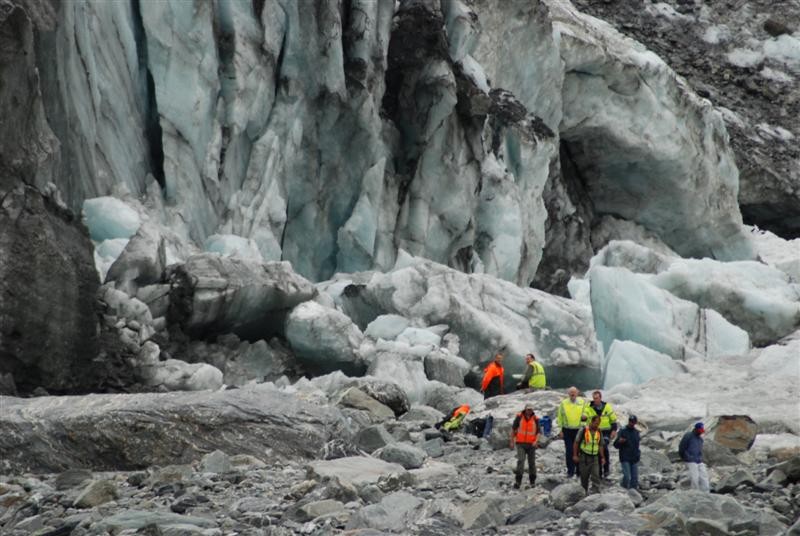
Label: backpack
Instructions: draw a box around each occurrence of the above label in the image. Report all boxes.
[467,417,487,437]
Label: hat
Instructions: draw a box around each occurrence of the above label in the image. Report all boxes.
[524,403,534,411]
[628,415,637,423]
[694,422,705,433]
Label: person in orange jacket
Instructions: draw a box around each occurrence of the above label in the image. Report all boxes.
[510,403,539,488]
[480,352,505,399]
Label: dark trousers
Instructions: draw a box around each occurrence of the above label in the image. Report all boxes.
[579,452,601,493]
[601,430,612,476]
[515,444,536,483]
[563,428,579,477]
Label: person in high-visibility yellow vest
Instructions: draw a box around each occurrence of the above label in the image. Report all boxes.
[557,386,588,478]
[584,390,618,479]
[573,415,605,493]
[517,353,546,390]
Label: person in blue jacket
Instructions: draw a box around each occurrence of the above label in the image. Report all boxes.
[678,422,709,492]
[613,415,641,489]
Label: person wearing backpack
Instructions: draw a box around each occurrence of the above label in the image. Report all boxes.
[509,404,539,489]
[613,415,641,489]
[573,415,605,494]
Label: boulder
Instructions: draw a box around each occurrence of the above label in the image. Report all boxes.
[506,503,563,525]
[54,469,93,490]
[712,415,758,452]
[292,499,346,522]
[0,385,341,473]
[93,510,217,533]
[462,496,505,530]
[766,455,800,484]
[307,456,406,487]
[579,510,649,534]
[73,479,118,508]
[399,405,445,426]
[639,490,747,529]
[337,387,395,422]
[346,491,422,531]
[167,254,316,340]
[355,425,395,453]
[703,439,741,467]
[377,443,428,470]
[199,450,231,474]
[565,491,636,516]
[138,359,223,391]
[715,468,756,493]
[686,518,730,536]
[549,482,586,511]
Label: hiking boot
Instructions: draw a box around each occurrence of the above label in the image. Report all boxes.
[528,479,536,488]
[514,476,522,489]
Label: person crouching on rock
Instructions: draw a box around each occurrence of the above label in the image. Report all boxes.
[480,352,505,399]
[517,353,547,391]
[573,415,604,494]
[510,403,539,489]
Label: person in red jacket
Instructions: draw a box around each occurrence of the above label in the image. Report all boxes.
[510,403,539,488]
[480,352,505,399]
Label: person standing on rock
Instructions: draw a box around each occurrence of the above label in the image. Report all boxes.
[557,386,588,478]
[510,403,539,489]
[584,390,618,479]
[613,415,641,490]
[679,422,710,492]
[517,353,546,391]
[480,352,505,399]
[573,415,605,494]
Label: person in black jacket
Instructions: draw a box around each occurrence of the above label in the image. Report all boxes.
[613,415,641,490]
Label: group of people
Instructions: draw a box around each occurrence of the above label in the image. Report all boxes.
[473,351,711,494]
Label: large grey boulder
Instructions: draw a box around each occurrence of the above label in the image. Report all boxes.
[166,254,316,340]
[0,385,342,473]
[766,455,800,484]
[639,490,747,530]
[307,456,406,487]
[715,469,756,493]
[355,425,395,453]
[579,510,649,534]
[399,405,445,427]
[377,442,428,470]
[565,491,636,516]
[506,503,563,525]
[550,482,587,511]
[337,387,395,422]
[73,479,118,509]
[461,496,506,530]
[346,491,423,531]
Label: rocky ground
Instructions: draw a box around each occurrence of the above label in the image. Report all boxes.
[1,388,798,535]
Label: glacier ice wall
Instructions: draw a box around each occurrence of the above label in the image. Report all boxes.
[20,0,755,287]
